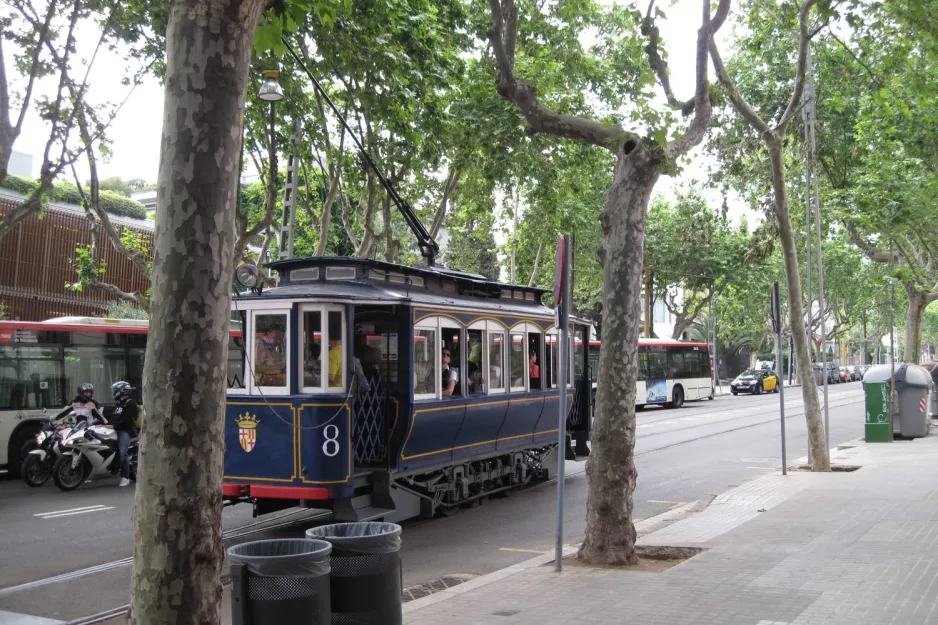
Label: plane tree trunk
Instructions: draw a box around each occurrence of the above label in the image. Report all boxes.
[130,1,267,623]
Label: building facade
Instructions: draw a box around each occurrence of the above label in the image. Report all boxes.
[0,192,153,321]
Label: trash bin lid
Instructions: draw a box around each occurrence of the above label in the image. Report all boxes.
[895,363,933,389]
[862,365,895,383]
[228,538,332,577]
[307,522,402,554]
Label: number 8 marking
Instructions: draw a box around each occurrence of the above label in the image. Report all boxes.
[323,425,340,457]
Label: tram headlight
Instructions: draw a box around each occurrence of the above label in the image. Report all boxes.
[235,263,260,289]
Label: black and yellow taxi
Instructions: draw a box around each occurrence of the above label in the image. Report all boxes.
[730,368,779,395]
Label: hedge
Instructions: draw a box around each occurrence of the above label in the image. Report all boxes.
[1,176,147,220]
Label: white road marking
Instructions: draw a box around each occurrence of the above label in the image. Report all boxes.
[35,504,115,519]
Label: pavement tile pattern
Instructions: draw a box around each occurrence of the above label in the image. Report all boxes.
[406,432,938,625]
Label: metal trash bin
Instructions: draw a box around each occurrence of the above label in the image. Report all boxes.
[307,522,402,625]
[894,363,933,438]
[228,538,332,625]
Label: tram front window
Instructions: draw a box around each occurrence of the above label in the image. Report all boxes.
[255,314,287,387]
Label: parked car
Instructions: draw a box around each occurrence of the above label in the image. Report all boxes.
[731,369,780,395]
[852,366,862,381]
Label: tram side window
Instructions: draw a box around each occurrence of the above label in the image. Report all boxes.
[527,333,543,390]
[442,328,461,397]
[413,329,437,397]
[488,332,505,392]
[254,314,287,387]
[509,333,525,390]
[466,329,484,394]
[545,335,558,388]
[0,346,64,410]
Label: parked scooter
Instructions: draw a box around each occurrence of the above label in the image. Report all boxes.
[52,422,138,491]
[20,413,81,487]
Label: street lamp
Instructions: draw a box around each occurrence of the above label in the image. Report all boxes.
[257,69,283,277]
[258,69,284,102]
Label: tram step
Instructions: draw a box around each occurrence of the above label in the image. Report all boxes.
[334,505,396,522]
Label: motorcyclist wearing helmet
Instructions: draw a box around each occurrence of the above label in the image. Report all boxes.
[110,381,138,487]
[54,383,104,427]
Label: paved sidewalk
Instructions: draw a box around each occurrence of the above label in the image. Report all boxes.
[405,431,938,625]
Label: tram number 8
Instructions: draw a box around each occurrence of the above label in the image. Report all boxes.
[322,424,340,457]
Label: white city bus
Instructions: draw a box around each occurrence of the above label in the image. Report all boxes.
[586,338,713,408]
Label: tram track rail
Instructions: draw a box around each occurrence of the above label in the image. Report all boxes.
[0,507,332,599]
[12,392,864,625]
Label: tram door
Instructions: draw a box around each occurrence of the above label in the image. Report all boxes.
[352,306,400,469]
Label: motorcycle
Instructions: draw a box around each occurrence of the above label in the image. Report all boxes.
[52,423,138,491]
[20,413,81,487]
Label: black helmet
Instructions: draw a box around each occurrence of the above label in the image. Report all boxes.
[78,383,94,399]
[112,381,133,400]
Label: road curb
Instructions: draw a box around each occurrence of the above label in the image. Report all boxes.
[402,498,707,614]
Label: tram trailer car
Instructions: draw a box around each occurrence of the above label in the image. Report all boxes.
[222,257,593,521]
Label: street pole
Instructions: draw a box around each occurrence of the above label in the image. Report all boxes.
[802,82,814,366]
[772,282,788,475]
[554,236,570,572]
[889,279,898,434]
[711,287,719,392]
[805,45,830,449]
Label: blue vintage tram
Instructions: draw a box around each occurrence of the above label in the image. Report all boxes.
[222,42,591,520]
[222,257,593,520]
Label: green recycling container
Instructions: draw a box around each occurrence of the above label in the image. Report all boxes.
[862,366,893,443]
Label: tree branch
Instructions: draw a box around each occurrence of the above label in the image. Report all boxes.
[0,0,58,182]
[842,220,900,264]
[666,0,730,158]
[777,0,817,135]
[710,28,771,135]
[429,163,462,239]
[642,0,694,114]
[487,0,636,151]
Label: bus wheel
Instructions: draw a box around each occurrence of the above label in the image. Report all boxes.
[669,386,684,409]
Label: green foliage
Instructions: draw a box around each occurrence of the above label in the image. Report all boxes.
[96,176,149,198]
[104,300,149,320]
[0,175,38,195]
[0,176,147,220]
[67,245,105,293]
[645,191,751,336]
[923,301,938,354]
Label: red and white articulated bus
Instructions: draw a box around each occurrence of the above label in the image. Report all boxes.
[0,316,244,476]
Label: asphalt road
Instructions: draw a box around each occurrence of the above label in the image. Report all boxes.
[0,383,866,623]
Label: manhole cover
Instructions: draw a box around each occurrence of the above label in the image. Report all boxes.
[402,574,477,602]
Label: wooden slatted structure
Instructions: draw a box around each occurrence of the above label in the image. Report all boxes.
[0,193,153,320]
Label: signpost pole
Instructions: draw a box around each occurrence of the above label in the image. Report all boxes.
[772,282,788,475]
[555,236,570,572]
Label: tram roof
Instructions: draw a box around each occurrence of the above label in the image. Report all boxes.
[246,257,556,314]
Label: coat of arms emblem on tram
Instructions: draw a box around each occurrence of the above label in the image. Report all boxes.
[237,413,259,453]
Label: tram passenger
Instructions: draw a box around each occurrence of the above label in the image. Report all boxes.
[529,350,541,389]
[442,348,459,397]
[327,316,343,386]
